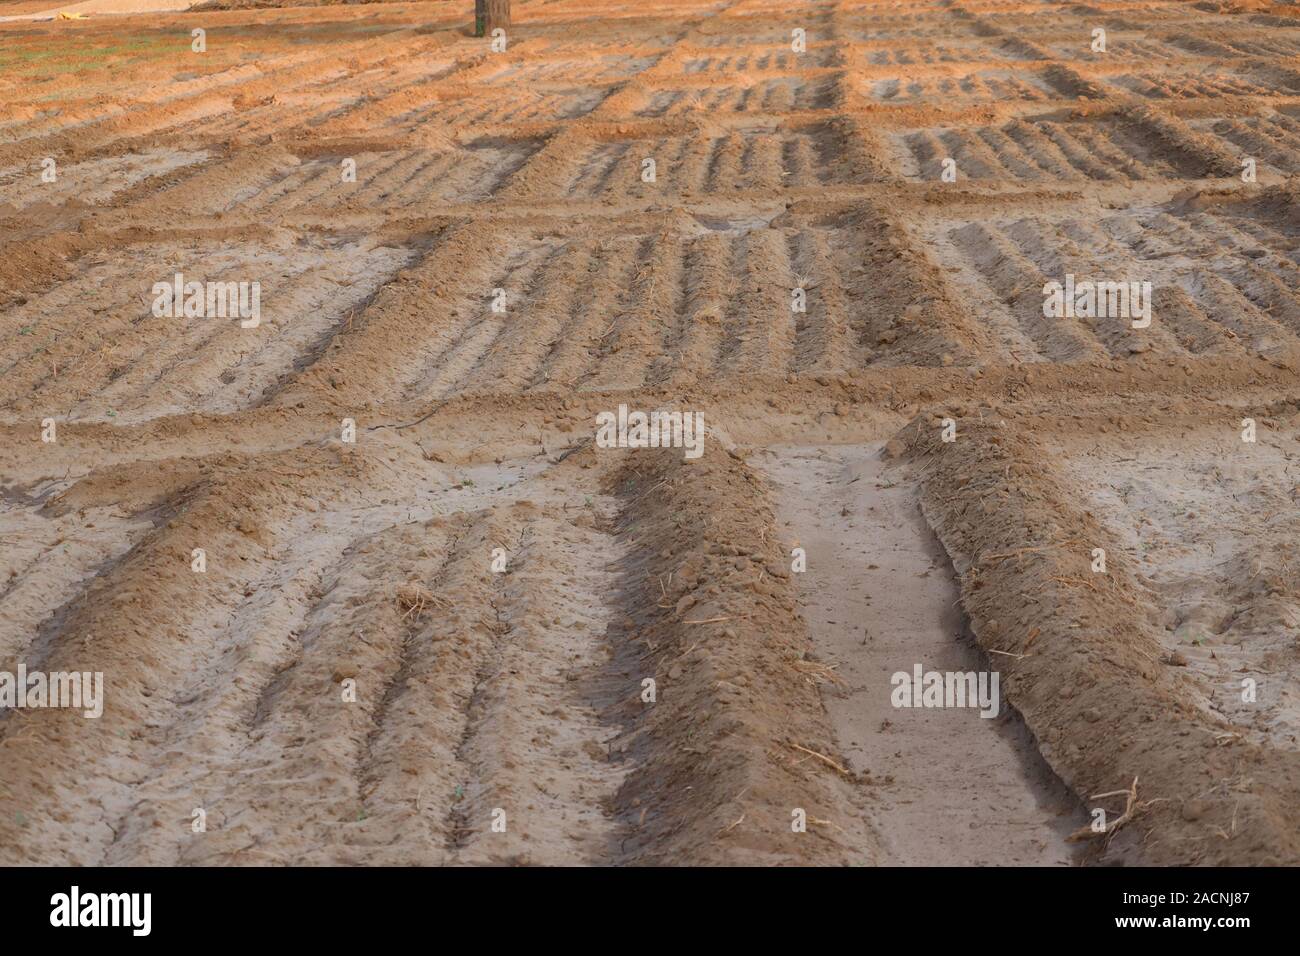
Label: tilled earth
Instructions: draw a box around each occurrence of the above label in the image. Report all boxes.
[1,0,1299,866]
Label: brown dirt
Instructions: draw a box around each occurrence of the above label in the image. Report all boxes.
[2,0,1299,866]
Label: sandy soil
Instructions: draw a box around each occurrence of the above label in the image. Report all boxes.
[0,0,197,24]
[758,444,1083,865]
[2,0,1300,866]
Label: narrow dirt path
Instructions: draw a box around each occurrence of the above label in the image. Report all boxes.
[757,444,1084,865]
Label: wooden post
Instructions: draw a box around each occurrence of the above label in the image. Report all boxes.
[475,0,510,36]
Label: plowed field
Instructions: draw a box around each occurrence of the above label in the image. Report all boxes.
[2,0,1298,866]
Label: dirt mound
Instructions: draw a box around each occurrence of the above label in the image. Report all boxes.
[900,406,1300,865]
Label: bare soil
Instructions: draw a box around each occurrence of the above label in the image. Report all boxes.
[2,0,1299,866]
